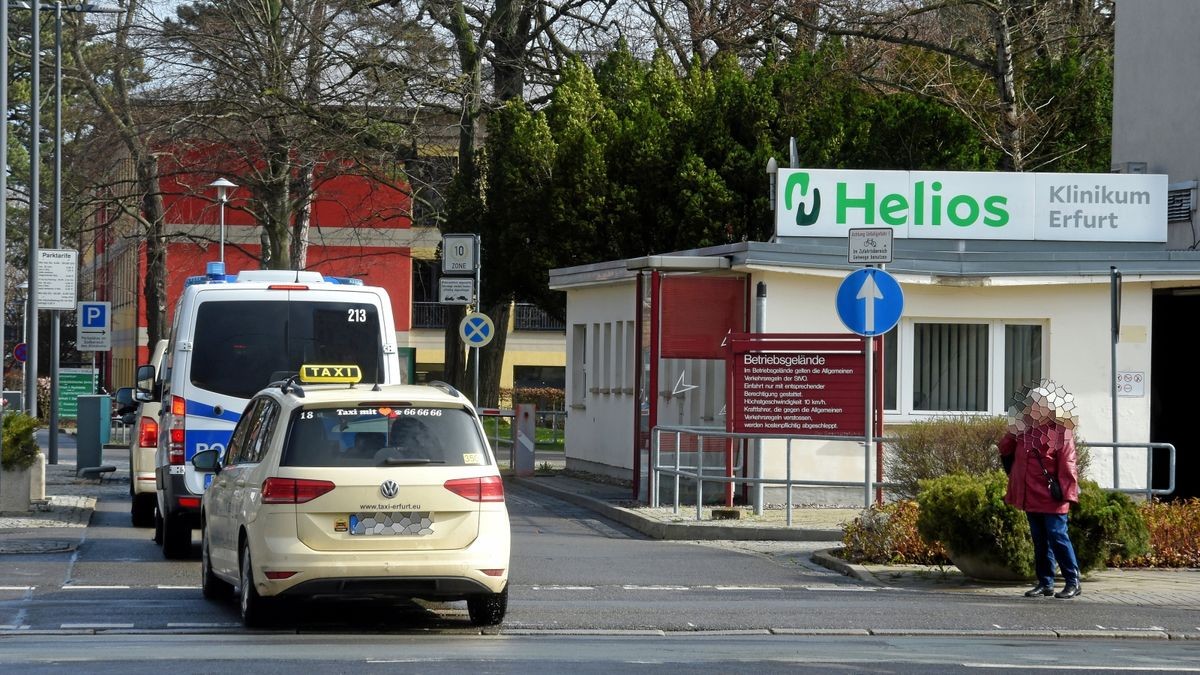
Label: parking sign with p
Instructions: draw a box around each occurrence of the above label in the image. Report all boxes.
[77,301,112,352]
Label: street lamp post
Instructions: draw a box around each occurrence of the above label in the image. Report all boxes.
[209,178,237,266]
[47,2,124,464]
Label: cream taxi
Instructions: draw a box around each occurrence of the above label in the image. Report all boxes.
[191,365,511,627]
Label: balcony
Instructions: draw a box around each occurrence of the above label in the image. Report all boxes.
[514,303,564,331]
[412,302,449,329]
[410,301,564,331]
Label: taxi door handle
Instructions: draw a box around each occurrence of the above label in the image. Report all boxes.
[235,480,247,488]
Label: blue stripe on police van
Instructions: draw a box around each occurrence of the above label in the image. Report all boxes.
[183,399,242,422]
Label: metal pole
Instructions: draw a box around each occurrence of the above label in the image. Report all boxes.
[219,192,225,265]
[25,1,41,419]
[864,332,874,508]
[752,281,766,515]
[1111,266,1121,489]
[1,0,9,466]
[473,236,480,405]
[49,1,63,464]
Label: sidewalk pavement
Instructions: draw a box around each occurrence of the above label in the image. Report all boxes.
[515,472,1200,609]
[5,454,1196,609]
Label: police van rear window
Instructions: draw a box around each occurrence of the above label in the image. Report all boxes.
[281,407,490,468]
[190,301,381,398]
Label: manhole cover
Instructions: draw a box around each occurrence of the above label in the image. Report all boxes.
[0,540,78,555]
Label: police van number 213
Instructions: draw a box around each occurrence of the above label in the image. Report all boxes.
[154,264,403,558]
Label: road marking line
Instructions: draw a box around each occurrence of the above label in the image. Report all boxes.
[965,665,1200,672]
[715,586,781,591]
[532,585,595,591]
[802,585,878,592]
[61,585,130,590]
[167,622,240,628]
[157,585,201,590]
[0,586,34,591]
[622,585,687,591]
[60,623,135,629]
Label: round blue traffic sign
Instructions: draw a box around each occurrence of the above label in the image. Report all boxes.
[13,342,27,363]
[836,268,904,337]
[459,312,495,348]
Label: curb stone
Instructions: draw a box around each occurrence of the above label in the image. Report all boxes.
[810,547,884,586]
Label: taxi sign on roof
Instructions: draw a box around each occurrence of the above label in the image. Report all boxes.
[299,364,362,384]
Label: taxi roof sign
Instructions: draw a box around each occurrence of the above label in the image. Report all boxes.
[299,364,362,384]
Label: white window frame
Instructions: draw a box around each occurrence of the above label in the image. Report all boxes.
[885,318,1047,422]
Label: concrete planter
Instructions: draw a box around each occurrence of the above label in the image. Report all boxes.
[0,465,32,512]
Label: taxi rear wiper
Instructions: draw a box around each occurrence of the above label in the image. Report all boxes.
[382,457,445,466]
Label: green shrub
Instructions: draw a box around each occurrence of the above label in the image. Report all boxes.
[2,411,41,471]
[841,500,948,565]
[1071,481,1150,567]
[916,472,1150,578]
[884,416,1009,499]
[499,387,565,411]
[916,471,1035,577]
[1121,498,1200,568]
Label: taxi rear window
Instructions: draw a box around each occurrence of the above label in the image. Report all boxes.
[281,406,490,468]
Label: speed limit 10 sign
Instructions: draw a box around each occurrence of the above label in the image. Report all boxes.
[442,234,479,275]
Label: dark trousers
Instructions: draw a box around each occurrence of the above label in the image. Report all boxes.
[1026,512,1080,587]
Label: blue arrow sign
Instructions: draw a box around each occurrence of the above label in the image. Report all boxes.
[836,268,904,337]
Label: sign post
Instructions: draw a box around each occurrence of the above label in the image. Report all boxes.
[836,267,903,507]
[443,234,482,403]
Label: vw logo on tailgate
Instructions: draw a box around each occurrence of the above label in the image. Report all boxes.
[379,480,399,499]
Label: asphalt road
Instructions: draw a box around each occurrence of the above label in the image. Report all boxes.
[1,431,1198,670]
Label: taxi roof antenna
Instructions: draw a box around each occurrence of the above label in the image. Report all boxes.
[372,355,382,391]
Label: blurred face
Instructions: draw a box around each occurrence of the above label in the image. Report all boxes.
[1028,398,1052,425]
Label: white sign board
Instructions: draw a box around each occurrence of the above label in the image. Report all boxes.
[439,277,475,305]
[775,169,1167,242]
[442,234,478,275]
[1116,370,1145,397]
[848,227,893,264]
[37,249,79,310]
[76,301,111,352]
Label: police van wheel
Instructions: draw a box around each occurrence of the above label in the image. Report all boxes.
[467,587,508,626]
[201,530,233,600]
[161,514,191,559]
[239,545,272,627]
[153,506,164,545]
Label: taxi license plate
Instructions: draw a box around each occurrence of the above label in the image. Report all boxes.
[348,512,432,537]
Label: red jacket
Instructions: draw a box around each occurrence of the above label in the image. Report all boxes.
[998,422,1080,514]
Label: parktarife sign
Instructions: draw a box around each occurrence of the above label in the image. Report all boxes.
[775,169,1167,242]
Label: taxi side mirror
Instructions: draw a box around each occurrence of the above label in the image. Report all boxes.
[192,449,222,474]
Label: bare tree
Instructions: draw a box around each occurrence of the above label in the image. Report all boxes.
[794,0,1113,171]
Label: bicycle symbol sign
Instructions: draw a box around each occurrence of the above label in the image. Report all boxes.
[459,312,495,348]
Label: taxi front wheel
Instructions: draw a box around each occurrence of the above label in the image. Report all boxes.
[201,531,233,600]
[467,587,508,626]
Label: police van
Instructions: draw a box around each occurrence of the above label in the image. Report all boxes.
[155,263,402,558]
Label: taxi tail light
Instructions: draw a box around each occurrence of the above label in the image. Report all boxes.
[138,417,159,448]
[261,477,335,504]
[268,284,309,291]
[168,395,186,464]
[443,476,505,503]
[264,571,297,580]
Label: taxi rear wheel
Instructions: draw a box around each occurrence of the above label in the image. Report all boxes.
[153,506,164,545]
[131,494,155,528]
[201,530,233,600]
[239,545,273,627]
[466,587,508,626]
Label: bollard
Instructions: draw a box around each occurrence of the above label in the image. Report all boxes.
[514,403,536,477]
[76,395,116,479]
[30,450,46,502]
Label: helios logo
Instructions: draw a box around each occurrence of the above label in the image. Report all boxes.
[784,172,821,226]
[781,170,1012,230]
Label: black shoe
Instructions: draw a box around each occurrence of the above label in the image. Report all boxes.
[1024,584,1054,597]
[1054,584,1082,599]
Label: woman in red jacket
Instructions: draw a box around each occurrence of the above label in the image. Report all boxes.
[998,385,1082,599]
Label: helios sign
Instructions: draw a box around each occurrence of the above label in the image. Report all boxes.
[775,169,1167,242]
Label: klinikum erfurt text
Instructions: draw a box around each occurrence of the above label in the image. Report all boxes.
[1048,183,1152,230]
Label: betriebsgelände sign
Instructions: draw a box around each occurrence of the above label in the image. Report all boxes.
[775,169,1167,242]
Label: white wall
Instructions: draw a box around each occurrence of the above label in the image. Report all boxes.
[562,269,1155,497]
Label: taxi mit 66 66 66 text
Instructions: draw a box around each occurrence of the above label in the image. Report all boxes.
[191,364,511,627]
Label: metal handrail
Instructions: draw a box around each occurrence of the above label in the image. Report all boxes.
[1083,441,1176,500]
[650,426,1177,525]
